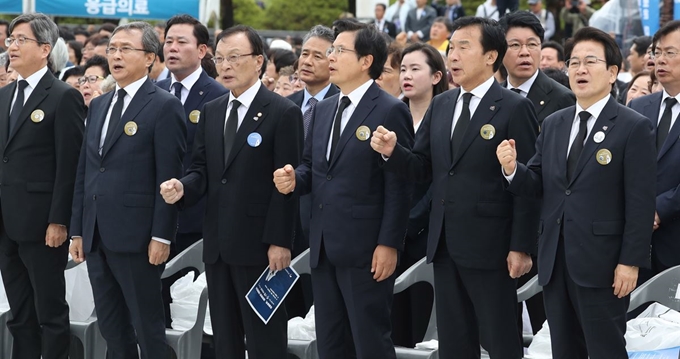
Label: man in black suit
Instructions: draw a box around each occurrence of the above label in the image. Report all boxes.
[497,27,656,359]
[274,20,413,358]
[499,11,575,335]
[161,25,302,359]
[437,0,466,22]
[371,17,540,359]
[373,3,398,38]
[0,13,84,359]
[501,12,575,126]
[401,0,438,42]
[285,24,339,319]
[629,21,680,276]
[69,22,187,359]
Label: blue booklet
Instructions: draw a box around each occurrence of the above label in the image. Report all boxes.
[628,346,680,359]
[246,266,300,324]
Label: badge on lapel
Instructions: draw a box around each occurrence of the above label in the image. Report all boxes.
[596,149,612,165]
[189,110,200,124]
[248,132,262,147]
[355,126,370,141]
[31,109,45,123]
[124,121,138,136]
[480,124,495,140]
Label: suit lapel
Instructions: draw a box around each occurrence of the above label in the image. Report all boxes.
[184,71,210,116]
[102,79,154,157]
[7,72,53,144]
[526,72,551,118]
[441,89,459,166]
[92,92,115,154]
[0,84,14,150]
[208,95,229,167]
[452,82,502,167]
[554,108,574,186]
[317,93,337,167]
[223,87,269,172]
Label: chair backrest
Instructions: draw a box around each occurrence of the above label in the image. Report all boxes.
[291,249,311,276]
[629,265,680,312]
[393,257,437,341]
[517,275,542,303]
[162,239,205,279]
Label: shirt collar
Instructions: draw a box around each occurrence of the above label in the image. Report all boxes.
[341,79,374,107]
[303,83,332,107]
[17,66,49,90]
[575,94,610,120]
[115,75,148,100]
[459,76,495,102]
[170,66,203,93]
[661,90,680,105]
[228,80,261,109]
[507,69,539,94]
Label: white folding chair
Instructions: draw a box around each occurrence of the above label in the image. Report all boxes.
[67,260,107,359]
[287,248,318,359]
[629,265,680,312]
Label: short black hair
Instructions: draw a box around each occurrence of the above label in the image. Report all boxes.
[62,66,84,80]
[83,55,110,76]
[499,10,545,42]
[543,67,570,89]
[73,29,90,39]
[541,41,564,61]
[0,20,8,38]
[653,20,680,53]
[201,51,218,78]
[451,17,507,72]
[218,25,265,57]
[631,36,652,57]
[99,23,116,34]
[164,14,210,46]
[376,3,386,11]
[332,19,387,80]
[269,49,296,74]
[59,26,75,41]
[565,27,622,74]
[433,16,454,34]
[85,34,109,47]
[67,40,83,65]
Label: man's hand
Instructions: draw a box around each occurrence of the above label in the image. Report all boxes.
[148,240,170,265]
[497,139,517,176]
[273,165,296,194]
[70,236,85,263]
[372,244,397,282]
[396,32,408,45]
[613,264,638,298]
[160,178,184,204]
[370,125,398,158]
[45,223,68,247]
[267,244,291,272]
[507,251,532,279]
[654,211,660,231]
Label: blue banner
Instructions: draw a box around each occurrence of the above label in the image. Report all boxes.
[639,0,660,36]
[35,0,199,20]
[675,0,680,20]
[0,0,22,14]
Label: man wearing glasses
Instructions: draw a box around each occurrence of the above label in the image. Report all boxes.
[69,22,186,359]
[0,13,85,359]
[160,25,302,358]
[497,27,656,359]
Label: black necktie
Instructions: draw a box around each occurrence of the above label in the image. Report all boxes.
[329,96,351,162]
[451,92,472,160]
[8,80,28,136]
[303,97,318,140]
[224,100,241,166]
[511,88,522,95]
[102,88,127,154]
[172,82,183,101]
[657,97,677,151]
[567,111,590,181]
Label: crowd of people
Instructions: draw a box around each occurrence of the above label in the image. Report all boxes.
[0,3,677,359]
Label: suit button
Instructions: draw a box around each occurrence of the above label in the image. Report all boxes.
[326,175,332,181]
[441,199,445,205]
[557,218,561,225]
[221,179,227,184]
[100,167,105,173]
[2,157,7,163]
[92,195,97,201]
[449,171,454,176]
[565,190,571,196]
[319,204,323,209]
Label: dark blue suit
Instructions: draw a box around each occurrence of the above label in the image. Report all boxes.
[508,96,656,359]
[629,93,680,273]
[294,82,414,358]
[71,78,187,359]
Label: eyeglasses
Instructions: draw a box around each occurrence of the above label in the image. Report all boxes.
[507,42,541,52]
[326,46,357,56]
[5,36,44,47]
[289,74,300,83]
[652,49,678,59]
[77,75,105,85]
[566,56,607,69]
[105,46,148,55]
[212,53,255,65]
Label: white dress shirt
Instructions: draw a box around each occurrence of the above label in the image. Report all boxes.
[506,70,539,98]
[451,76,496,137]
[169,66,203,105]
[658,90,680,130]
[225,80,261,131]
[326,79,373,160]
[11,66,49,113]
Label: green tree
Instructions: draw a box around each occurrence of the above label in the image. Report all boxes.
[263,0,347,30]
[233,0,265,28]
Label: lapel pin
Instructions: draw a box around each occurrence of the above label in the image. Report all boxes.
[540,100,545,106]
[480,124,495,140]
[253,116,259,121]
[489,106,496,111]
[593,131,605,143]
[31,109,45,123]
[199,91,204,96]
[257,112,262,117]
[603,126,608,131]
[596,149,612,165]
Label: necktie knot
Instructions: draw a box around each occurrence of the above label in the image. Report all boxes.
[511,88,522,94]
[117,88,127,100]
[307,97,318,108]
[172,82,183,100]
[665,97,677,108]
[17,80,28,91]
[462,92,472,106]
[231,99,241,111]
[339,96,350,108]
[578,111,591,124]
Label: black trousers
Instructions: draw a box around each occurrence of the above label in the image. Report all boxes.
[543,236,629,359]
[205,258,288,359]
[0,227,70,359]
[433,239,522,359]
[87,227,169,359]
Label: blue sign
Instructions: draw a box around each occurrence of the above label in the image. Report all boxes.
[676,0,680,20]
[35,0,199,20]
[629,346,680,358]
[639,0,660,36]
[0,0,22,14]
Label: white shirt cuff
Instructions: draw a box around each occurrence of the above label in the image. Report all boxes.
[407,31,414,38]
[416,31,424,39]
[381,154,390,161]
[152,237,171,245]
[502,164,517,183]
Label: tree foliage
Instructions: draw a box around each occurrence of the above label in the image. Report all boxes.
[233,0,266,28]
[262,0,347,30]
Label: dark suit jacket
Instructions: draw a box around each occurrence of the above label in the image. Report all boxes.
[156,71,228,234]
[503,70,576,125]
[0,71,85,241]
[437,4,466,21]
[509,96,656,287]
[294,82,414,268]
[287,84,340,109]
[404,6,437,41]
[372,19,398,38]
[70,79,187,253]
[180,84,303,266]
[385,81,541,268]
[630,93,680,269]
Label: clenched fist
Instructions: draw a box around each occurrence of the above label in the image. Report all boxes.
[160,178,184,204]
[273,164,296,194]
[370,125,397,157]
[497,139,517,176]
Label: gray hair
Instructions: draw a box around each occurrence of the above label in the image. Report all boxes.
[9,13,59,50]
[0,52,8,68]
[50,38,69,73]
[110,22,160,70]
[302,25,334,47]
